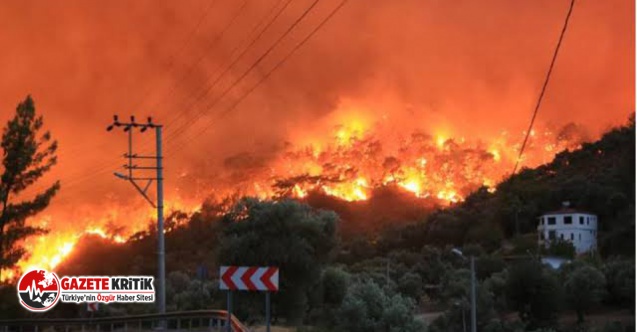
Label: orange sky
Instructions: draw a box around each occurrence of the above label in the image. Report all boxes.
[0,0,633,232]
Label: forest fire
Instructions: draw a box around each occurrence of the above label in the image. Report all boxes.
[0,0,631,285]
[1,114,585,282]
[1,199,202,282]
[221,109,585,205]
[1,106,589,283]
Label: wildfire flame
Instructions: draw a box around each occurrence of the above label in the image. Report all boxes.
[1,199,202,282]
[2,107,584,282]
[225,114,582,204]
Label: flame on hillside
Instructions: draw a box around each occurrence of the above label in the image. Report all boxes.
[1,105,586,283]
[1,199,202,282]
[215,107,584,204]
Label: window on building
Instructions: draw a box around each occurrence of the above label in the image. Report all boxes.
[560,233,564,240]
[570,233,574,240]
[587,217,590,225]
[548,230,556,240]
[547,217,556,225]
[579,216,584,225]
[564,216,573,224]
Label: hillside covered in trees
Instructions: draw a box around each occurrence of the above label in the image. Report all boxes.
[365,115,635,259]
[1,117,633,331]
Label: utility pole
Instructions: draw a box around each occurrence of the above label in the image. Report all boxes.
[107,115,166,318]
[470,256,477,332]
[452,248,477,332]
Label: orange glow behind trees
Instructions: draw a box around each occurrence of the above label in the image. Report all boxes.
[0,0,632,281]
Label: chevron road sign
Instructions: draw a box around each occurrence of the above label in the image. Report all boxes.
[87,302,99,312]
[219,266,279,292]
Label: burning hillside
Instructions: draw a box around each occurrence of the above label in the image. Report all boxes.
[2,106,587,281]
[0,0,632,281]
[225,114,586,204]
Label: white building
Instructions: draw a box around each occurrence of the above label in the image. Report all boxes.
[537,202,598,254]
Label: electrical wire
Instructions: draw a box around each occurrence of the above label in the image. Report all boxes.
[166,0,350,154]
[56,0,219,157]
[144,0,250,115]
[512,0,575,174]
[164,0,323,150]
[159,0,294,142]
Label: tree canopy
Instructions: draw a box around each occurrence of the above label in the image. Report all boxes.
[0,96,59,279]
[217,198,338,323]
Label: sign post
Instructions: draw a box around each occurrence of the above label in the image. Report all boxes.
[220,266,279,332]
[265,291,271,332]
[226,291,233,332]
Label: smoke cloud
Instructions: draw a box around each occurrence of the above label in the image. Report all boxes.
[0,0,632,254]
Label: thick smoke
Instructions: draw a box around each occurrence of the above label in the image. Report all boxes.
[0,0,632,244]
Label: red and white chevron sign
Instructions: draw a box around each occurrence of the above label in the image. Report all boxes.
[219,266,279,292]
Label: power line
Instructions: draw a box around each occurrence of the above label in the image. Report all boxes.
[167,0,349,154]
[56,0,219,157]
[121,0,252,155]
[54,0,275,195]
[45,1,253,194]
[40,0,343,198]
[219,0,349,120]
[145,0,250,115]
[512,0,575,174]
[160,0,291,140]
[131,0,220,112]
[164,0,323,151]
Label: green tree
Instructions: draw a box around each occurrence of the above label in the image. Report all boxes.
[564,265,606,323]
[437,267,496,330]
[322,267,350,306]
[602,259,635,308]
[483,269,508,312]
[506,261,561,329]
[217,198,338,324]
[307,266,350,325]
[0,96,59,280]
[334,279,424,332]
[542,239,576,259]
[397,272,423,301]
[166,271,216,312]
